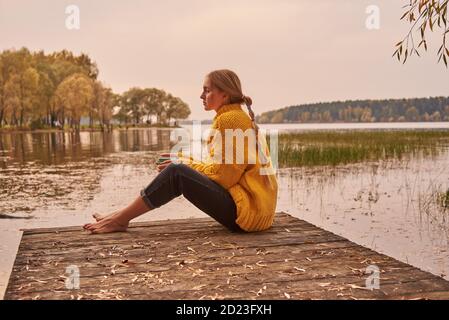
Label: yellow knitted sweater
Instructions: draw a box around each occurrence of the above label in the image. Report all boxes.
[179,103,278,232]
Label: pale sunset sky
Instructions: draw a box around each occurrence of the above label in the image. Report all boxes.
[0,0,448,120]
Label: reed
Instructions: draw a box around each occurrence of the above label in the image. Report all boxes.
[275,129,449,167]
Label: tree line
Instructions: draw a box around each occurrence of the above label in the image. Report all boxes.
[0,48,190,131]
[257,96,449,123]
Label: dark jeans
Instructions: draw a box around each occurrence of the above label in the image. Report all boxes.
[140,163,244,232]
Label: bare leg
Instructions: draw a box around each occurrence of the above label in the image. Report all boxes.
[84,196,152,234]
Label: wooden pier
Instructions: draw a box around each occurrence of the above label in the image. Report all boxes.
[4,212,449,300]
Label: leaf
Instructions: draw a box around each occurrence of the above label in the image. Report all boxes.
[192,284,207,290]
[400,11,409,20]
[348,284,372,291]
[256,261,268,267]
[318,282,331,287]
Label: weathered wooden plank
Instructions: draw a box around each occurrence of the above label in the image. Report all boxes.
[17,227,343,252]
[19,212,298,235]
[12,240,358,267]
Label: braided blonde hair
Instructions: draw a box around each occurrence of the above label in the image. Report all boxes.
[206,69,269,166]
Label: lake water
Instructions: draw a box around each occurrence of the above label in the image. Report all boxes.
[1,123,449,298]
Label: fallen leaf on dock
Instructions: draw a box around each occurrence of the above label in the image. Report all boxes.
[348,284,372,291]
[33,279,48,284]
[318,282,331,287]
[226,252,235,260]
[256,261,267,267]
[294,267,306,272]
[192,284,206,290]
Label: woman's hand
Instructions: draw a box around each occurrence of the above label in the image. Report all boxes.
[156,153,178,172]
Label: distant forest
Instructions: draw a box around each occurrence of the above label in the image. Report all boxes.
[256,97,449,123]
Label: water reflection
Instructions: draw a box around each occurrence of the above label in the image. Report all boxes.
[0,129,176,215]
[0,128,173,167]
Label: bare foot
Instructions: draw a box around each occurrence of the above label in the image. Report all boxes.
[92,211,118,222]
[83,217,129,234]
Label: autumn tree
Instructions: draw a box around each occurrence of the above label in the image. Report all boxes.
[92,82,115,131]
[53,73,94,131]
[164,94,190,125]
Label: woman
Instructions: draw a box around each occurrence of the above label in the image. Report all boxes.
[83,69,278,234]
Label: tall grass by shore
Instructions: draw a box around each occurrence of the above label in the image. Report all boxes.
[276,130,449,167]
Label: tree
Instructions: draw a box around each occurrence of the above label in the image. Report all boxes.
[53,73,94,131]
[155,90,168,124]
[142,88,165,124]
[2,68,39,126]
[165,95,190,125]
[271,111,284,123]
[444,105,449,119]
[405,106,420,121]
[121,88,147,124]
[93,84,115,131]
[430,110,442,120]
[0,48,37,126]
[300,111,311,122]
[395,0,449,66]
